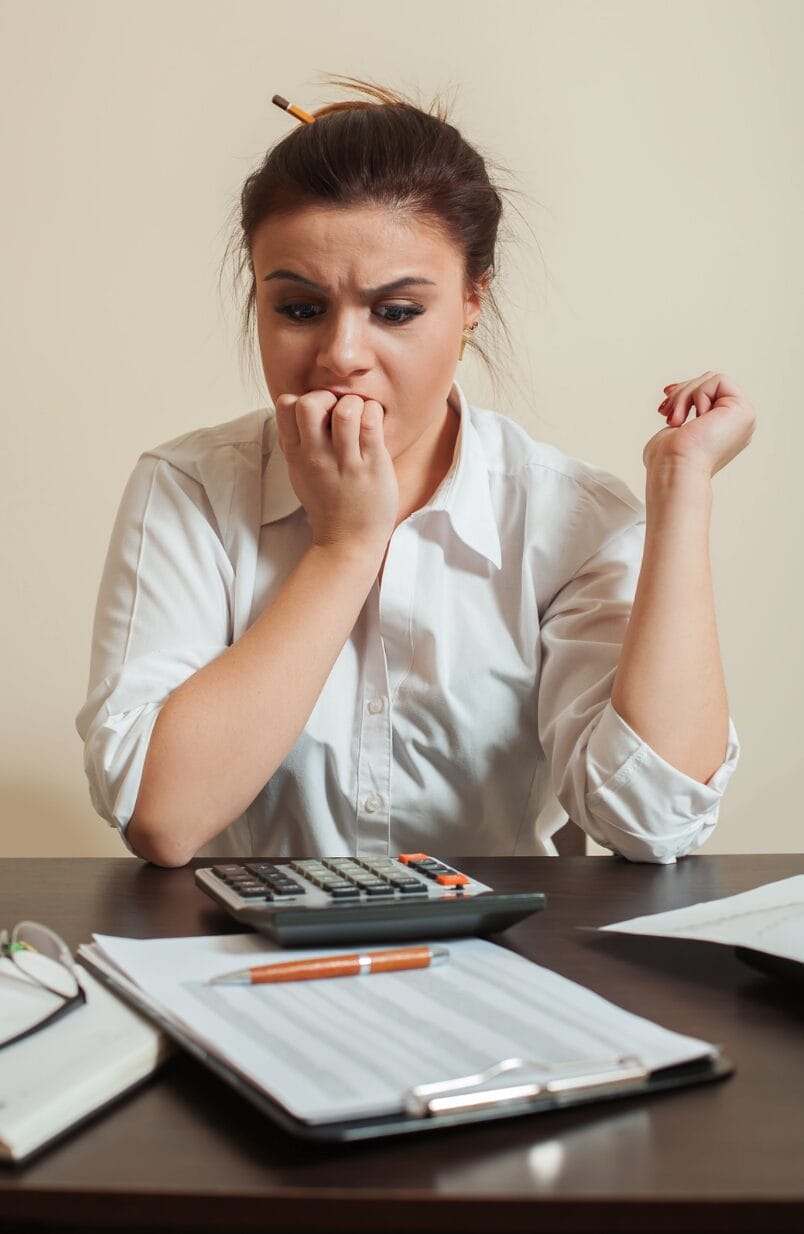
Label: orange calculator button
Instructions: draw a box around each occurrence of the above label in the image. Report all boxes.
[397,853,429,865]
[436,873,469,886]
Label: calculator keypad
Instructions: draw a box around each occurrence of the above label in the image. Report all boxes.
[210,855,476,905]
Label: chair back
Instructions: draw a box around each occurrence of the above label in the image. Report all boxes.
[553,821,586,856]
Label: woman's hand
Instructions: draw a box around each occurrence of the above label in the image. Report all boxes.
[644,370,756,480]
[275,391,399,558]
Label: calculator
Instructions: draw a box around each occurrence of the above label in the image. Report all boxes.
[195,853,546,946]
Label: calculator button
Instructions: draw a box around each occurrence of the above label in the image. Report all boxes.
[436,873,469,886]
[329,886,361,899]
[289,861,326,878]
[395,882,428,895]
[397,853,429,865]
[408,860,452,879]
[363,884,395,896]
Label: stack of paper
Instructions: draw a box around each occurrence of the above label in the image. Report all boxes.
[0,962,172,1163]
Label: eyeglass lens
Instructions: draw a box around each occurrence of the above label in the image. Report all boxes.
[10,922,79,999]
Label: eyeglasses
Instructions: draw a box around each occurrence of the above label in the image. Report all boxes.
[0,921,86,1050]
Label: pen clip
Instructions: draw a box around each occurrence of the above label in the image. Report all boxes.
[403,1054,648,1117]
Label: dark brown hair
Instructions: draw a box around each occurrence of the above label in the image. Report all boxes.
[220,75,523,395]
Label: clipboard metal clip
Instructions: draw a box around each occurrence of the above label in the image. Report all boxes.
[404,1054,649,1118]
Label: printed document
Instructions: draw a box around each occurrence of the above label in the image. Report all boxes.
[600,875,804,963]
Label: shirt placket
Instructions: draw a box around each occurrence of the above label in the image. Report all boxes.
[354,522,418,855]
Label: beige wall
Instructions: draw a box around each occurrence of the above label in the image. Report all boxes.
[1,0,801,857]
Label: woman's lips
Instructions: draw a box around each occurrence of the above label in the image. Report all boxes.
[320,389,386,413]
[323,389,374,400]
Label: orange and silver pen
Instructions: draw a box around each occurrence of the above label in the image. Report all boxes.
[209,944,449,986]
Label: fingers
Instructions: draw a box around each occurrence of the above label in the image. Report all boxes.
[329,395,364,467]
[276,390,337,453]
[328,396,388,466]
[359,400,385,460]
[658,371,719,427]
[275,393,302,450]
[275,391,387,469]
[295,390,338,451]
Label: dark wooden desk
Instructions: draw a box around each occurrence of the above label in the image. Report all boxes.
[1,854,802,1234]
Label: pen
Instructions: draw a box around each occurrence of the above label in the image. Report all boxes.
[208,944,449,985]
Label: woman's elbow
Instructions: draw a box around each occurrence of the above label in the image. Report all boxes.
[126,809,196,867]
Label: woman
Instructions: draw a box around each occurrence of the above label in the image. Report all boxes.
[76,78,751,867]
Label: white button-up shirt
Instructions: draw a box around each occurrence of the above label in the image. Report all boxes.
[76,380,739,863]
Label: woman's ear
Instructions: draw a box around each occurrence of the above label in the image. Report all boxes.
[464,270,490,325]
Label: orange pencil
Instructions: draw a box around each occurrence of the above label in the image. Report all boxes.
[209,944,449,985]
[272,94,316,125]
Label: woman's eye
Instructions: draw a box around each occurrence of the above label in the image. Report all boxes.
[274,302,425,325]
[276,303,323,322]
[375,303,425,325]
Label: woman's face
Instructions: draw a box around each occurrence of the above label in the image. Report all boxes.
[251,204,485,462]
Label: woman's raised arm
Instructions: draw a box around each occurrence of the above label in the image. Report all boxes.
[610,371,755,782]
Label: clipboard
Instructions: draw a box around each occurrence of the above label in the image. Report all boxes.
[77,948,733,1142]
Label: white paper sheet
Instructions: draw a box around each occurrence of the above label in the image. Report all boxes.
[87,933,716,1125]
[600,875,804,962]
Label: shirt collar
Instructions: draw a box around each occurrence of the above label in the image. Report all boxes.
[429,380,502,570]
[261,380,502,570]
[261,415,304,525]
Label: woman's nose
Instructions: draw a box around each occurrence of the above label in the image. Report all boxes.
[316,311,373,377]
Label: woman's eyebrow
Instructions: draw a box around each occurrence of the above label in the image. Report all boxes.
[262,269,437,296]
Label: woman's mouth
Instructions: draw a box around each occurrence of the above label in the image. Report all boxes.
[324,388,373,400]
[320,389,386,414]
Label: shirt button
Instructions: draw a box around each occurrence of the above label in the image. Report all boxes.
[364,794,383,814]
[367,698,384,715]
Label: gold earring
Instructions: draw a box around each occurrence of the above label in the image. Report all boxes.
[459,322,479,362]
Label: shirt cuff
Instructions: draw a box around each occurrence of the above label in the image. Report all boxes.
[583,701,740,863]
[81,700,163,835]
[76,644,228,836]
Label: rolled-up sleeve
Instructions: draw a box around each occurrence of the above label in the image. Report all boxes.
[537,516,740,863]
[76,454,234,838]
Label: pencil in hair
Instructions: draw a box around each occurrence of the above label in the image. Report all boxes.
[272,94,316,124]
